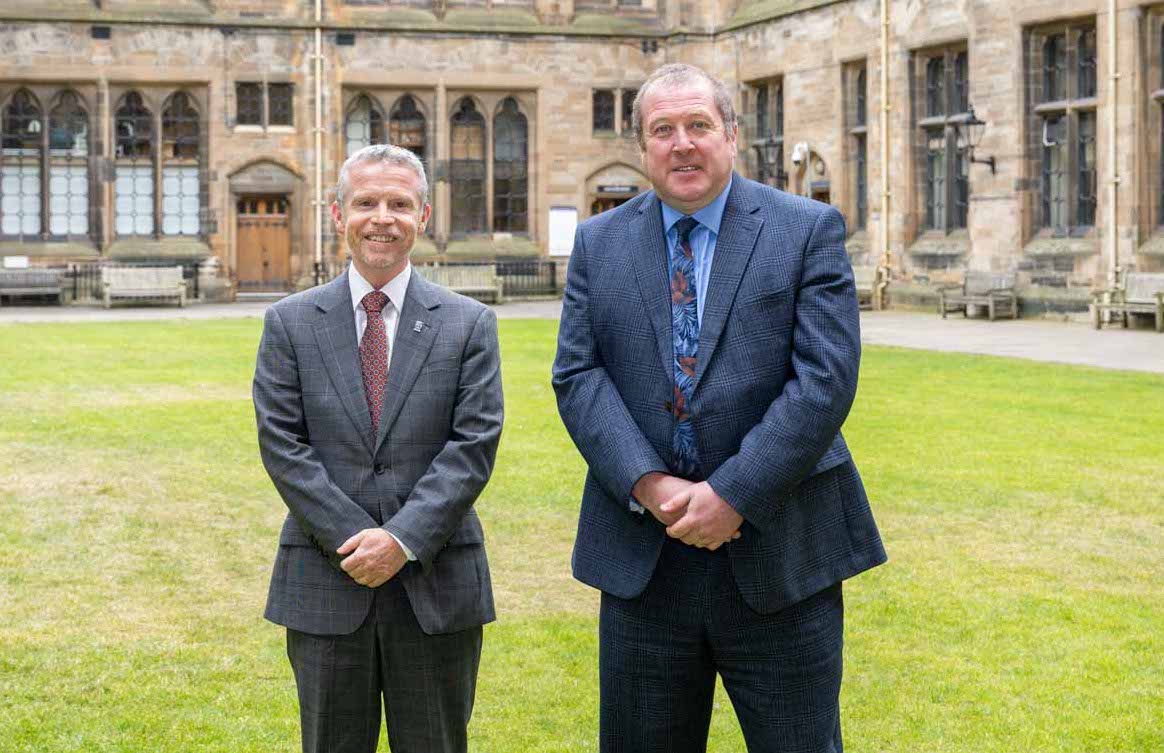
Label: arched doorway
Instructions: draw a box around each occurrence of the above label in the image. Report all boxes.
[229,160,300,292]
[585,163,647,217]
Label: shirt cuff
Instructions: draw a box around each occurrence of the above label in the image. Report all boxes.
[387,531,416,561]
[629,498,645,514]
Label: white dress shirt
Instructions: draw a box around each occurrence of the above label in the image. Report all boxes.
[348,262,416,561]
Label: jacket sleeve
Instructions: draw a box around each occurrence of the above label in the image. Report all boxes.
[551,224,668,505]
[383,306,504,570]
[253,304,379,561]
[706,206,861,532]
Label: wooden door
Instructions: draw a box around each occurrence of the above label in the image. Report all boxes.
[236,195,291,291]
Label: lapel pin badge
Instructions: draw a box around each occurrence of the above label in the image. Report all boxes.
[413,320,424,333]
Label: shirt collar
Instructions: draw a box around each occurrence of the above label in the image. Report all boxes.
[660,176,733,237]
[349,262,411,315]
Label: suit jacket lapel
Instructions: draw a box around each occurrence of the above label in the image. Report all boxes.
[313,271,376,453]
[374,271,440,452]
[631,194,677,381]
[694,178,763,390]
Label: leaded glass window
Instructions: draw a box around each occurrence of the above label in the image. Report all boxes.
[916,47,970,233]
[48,91,88,237]
[493,97,528,233]
[345,94,385,156]
[115,92,154,236]
[847,64,868,232]
[621,88,637,137]
[389,95,426,161]
[1029,23,1098,234]
[593,90,614,133]
[236,82,262,126]
[1,89,43,237]
[268,83,293,126]
[161,92,200,236]
[925,129,946,230]
[450,98,486,235]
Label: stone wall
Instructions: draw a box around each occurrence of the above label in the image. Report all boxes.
[0,0,1157,304]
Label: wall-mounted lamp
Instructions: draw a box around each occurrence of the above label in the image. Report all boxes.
[957,104,996,175]
[752,133,786,190]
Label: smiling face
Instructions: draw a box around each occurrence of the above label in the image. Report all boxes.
[639,78,737,215]
[331,159,432,288]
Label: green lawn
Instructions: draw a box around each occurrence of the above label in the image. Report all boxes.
[0,318,1161,752]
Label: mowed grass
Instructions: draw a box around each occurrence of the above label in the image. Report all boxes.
[0,317,1161,752]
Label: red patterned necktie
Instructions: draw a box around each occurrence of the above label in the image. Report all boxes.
[360,290,390,433]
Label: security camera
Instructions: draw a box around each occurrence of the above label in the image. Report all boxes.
[791,142,810,167]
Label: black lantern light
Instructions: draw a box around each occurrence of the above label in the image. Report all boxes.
[959,104,996,175]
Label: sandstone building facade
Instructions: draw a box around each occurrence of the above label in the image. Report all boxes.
[0,0,1158,310]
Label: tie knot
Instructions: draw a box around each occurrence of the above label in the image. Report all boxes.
[674,217,698,244]
[361,290,390,315]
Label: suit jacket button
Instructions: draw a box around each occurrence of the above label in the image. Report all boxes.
[374,463,385,475]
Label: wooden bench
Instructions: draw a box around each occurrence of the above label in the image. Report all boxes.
[1090,272,1164,332]
[852,265,880,311]
[421,265,504,303]
[0,269,65,306]
[938,270,1018,321]
[101,266,187,309]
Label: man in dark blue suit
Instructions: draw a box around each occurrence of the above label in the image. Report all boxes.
[552,63,887,752]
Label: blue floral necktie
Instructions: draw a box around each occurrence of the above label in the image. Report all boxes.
[670,216,700,478]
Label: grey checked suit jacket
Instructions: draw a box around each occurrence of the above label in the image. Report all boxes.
[553,176,886,614]
[254,269,502,636]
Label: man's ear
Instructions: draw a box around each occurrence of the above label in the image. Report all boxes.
[330,201,343,233]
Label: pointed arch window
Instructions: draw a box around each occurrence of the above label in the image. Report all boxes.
[48,91,89,237]
[493,98,528,233]
[389,95,427,162]
[345,94,385,156]
[115,92,155,236]
[162,92,201,236]
[450,98,486,235]
[1,90,44,237]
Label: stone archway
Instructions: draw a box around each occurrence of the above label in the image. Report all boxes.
[585,163,648,217]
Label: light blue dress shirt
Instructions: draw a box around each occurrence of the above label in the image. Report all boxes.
[659,177,733,327]
[630,179,733,513]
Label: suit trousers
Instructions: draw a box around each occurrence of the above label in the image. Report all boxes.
[599,537,844,753]
[286,575,482,753]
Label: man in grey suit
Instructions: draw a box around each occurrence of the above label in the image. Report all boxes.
[253,144,503,753]
[552,64,886,752]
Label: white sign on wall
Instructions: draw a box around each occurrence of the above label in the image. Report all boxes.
[548,206,578,257]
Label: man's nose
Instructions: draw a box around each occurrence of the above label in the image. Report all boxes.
[671,126,695,151]
[373,203,395,222]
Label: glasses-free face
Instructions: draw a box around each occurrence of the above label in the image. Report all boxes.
[639,80,737,215]
[332,160,432,288]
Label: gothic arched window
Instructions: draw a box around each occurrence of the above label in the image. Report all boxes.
[115,92,155,236]
[450,98,486,235]
[345,94,385,157]
[48,91,89,237]
[493,97,528,233]
[162,92,201,236]
[1,89,44,237]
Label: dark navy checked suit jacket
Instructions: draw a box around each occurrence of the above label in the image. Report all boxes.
[552,175,886,613]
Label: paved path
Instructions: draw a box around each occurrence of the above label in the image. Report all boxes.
[1,300,1161,374]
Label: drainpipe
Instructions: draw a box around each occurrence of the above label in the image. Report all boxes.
[876,0,891,309]
[313,0,325,285]
[1107,0,1120,287]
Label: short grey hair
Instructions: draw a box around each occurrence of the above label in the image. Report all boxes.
[631,63,738,147]
[335,143,429,208]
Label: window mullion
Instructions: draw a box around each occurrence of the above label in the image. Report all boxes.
[154,105,164,240]
[944,124,955,234]
[40,110,50,240]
